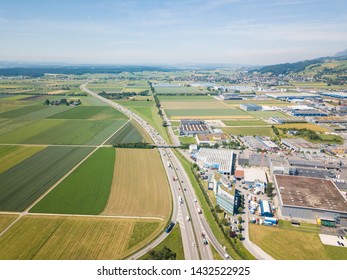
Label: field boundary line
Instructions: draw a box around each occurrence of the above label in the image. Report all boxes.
[0,143,98,147]
[28,213,165,221]
[0,215,22,238]
[25,119,130,214]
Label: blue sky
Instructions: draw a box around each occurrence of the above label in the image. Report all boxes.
[0,0,346,65]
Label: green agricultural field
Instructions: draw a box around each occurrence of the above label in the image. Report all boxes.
[0,119,128,145]
[0,106,74,136]
[75,96,109,106]
[31,148,114,215]
[154,86,202,95]
[49,106,126,120]
[0,145,45,173]
[224,99,288,106]
[166,108,250,119]
[178,136,197,145]
[0,215,163,260]
[0,105,46,118]
[159,95,214,102]
[222,126,274,137]
[249,224,347,260]
[247,111,288,119]
[0,146,93,211]
[0,214,18,234]
[117,100,171,143]
[222,119,268,126]
[127,222,161,251]
[140,224,184,260]
[105,121,148,144]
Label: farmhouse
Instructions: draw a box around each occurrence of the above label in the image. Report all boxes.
[274,175,347,222]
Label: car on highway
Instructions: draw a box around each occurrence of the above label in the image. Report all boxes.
[197,208,202,214]
[186,216,190,222]
[194,198,197,202]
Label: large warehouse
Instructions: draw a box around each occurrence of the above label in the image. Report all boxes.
[240,103,262,111]
[274,175,347,222]
[195,148,234,175]
[180,119,210,135]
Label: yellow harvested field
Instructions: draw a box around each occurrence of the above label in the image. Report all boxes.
[170,115,254,120]
[0,215,162,260]
[276,123,328,132]
[0,214,18,234]
[102,149,171,219]
[0,146,46,173]
[47,90,70,94]
[161,101,229,110]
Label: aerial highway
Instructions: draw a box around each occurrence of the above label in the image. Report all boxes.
[81,83,228,260]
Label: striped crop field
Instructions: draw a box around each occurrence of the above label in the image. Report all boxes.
[105,121,150,144]
[30,148,115,215]
[102,148,171,219]
[0,215,162,260]
[0,214,19,234]
[48,106,127,120]
[0,146,94,211]
[0,145,46,173]
[0,119,128,145]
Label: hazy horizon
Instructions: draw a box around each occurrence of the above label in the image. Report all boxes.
[1,0,346,65]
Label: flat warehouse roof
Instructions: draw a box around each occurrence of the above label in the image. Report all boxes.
[275,175,347,212]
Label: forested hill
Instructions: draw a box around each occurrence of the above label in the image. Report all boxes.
[0,65,176,77]
[254,55,347,75]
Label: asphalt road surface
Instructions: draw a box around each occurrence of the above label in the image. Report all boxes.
[81,83,230,260]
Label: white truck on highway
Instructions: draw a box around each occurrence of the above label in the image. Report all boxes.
[178,196,183,204]
[167,161,171,168]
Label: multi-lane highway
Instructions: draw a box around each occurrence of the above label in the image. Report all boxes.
[81,82,228,260]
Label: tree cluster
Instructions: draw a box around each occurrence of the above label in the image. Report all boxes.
[147,246,176,260]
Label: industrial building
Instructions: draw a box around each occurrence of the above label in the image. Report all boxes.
[195,148,234,175]
[266,92,321,100]
[274,175,347,222]
[219,93,242,100]
[320,92,347,99]
[281,138,321,153]
[268,155,289,175]
[290,109,327,117]
[244,168,268,193]
[180,119,210,136]
[260,200,273,217]
[238,151,269,167]
[216,186,241,215]
[239,103,262,111]
[195,133,230,146]
[270,116,306,124]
